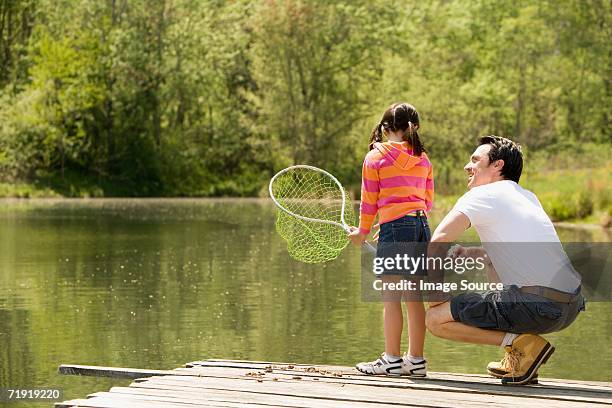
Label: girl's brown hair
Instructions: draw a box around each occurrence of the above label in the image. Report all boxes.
[369,103,425,155]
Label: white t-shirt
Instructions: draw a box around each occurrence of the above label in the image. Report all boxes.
[453,180,581,292]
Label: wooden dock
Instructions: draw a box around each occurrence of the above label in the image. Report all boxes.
[57,359,612,407]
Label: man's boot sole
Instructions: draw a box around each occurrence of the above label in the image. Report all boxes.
[488,369,539,384]
[501,345,555,386]
[487,344,554,382]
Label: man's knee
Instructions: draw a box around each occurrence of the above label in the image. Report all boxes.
[426,301,455,337]
[425,305,444,336]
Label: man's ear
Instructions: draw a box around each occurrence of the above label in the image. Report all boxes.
[494,159,505,172]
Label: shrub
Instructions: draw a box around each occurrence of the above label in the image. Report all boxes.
[575,191,594,219]
[542,192,578,221]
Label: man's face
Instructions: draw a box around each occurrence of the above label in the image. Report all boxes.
[464,144,502,189]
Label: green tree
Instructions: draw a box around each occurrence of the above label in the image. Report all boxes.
[247,0,396,185]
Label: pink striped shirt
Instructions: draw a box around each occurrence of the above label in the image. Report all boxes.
[358,141,434,234]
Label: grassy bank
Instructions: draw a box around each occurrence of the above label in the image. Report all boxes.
[0,170,142,198]
[2,163,610,226]
[0,182,62,198]
[524,166,611,225]
[430,164,611,226]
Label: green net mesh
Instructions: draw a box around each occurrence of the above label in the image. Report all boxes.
[271,167,356,263]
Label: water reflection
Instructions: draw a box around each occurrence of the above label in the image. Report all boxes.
[0,199,610,407]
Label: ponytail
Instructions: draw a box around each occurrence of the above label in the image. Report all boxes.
[404,122,426,156]
[407,130,425,156]
[368,122,384,150]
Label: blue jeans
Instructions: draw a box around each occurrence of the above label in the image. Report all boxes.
[376,212,431,276]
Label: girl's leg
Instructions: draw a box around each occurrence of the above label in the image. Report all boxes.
[383,301,403,356]
[405,300,426,357]
[405,218,430,358]
[382,274,404,356]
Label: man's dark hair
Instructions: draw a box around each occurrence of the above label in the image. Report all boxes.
[479,135,523,183]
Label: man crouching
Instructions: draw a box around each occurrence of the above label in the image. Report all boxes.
[426,136,585,385]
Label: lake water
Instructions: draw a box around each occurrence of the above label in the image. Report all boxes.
[0,199,610,406]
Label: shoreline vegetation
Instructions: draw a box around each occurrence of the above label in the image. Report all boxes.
[0,2,609,227]
[0,198,607,233]
[1,146,609,226]
[0,172,612,228]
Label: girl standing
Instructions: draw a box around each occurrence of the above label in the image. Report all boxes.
[349,102,434,376]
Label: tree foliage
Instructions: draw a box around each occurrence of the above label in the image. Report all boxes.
[0,0,609,196]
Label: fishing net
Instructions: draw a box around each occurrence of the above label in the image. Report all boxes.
[270,167,356,263]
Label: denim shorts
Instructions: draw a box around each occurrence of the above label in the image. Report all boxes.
[376,212,431,276]
[450,285,586,334]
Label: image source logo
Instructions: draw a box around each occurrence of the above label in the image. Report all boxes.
[372,251,487,275]
[360,242,610,302]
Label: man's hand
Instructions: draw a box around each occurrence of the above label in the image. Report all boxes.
[447,244,468,259]
[348,227,366,246]
[448,245,492,265]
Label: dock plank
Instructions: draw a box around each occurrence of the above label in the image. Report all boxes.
[56,396,251,408]
[129,374,604,408]
[56,359,612,408]
[103,386,409,408]
[188,359,612,391]
[59,364,192,379]
[171,365,611,404]
[128,378,470,408]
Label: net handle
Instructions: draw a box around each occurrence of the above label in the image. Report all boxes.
[269,165,376,253]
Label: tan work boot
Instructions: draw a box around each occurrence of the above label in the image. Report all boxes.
[487,345,539,384]
[487,346,513,377]
[496,334,555,385]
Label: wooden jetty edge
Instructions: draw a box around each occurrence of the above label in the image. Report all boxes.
[56,359,612,407]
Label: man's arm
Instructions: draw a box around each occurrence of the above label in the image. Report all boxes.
[431,210,471,243]
[426,210,471,306]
